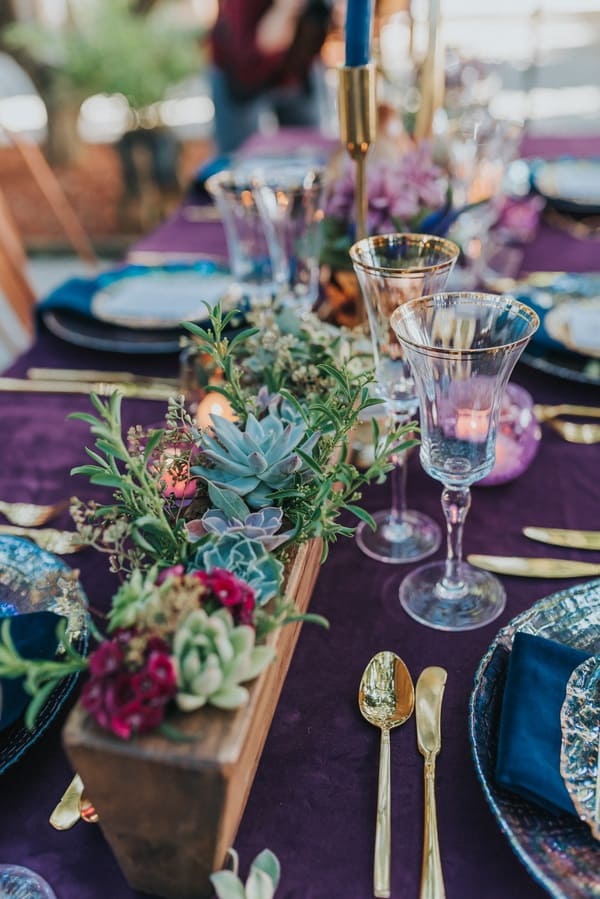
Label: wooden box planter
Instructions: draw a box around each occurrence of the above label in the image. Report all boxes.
[62,538,323,899]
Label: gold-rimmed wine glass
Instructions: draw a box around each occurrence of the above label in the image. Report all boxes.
[390,291,539,630]
[349,233,460,564]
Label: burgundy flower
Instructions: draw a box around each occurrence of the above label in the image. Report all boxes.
[194,568,256,625]
[88,640,123,677]
[81,631,177,740]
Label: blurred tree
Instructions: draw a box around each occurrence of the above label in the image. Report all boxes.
[0,0,200,164]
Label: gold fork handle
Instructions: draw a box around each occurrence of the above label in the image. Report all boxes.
[535,403,600,422]
[374,727,391,898]
[420,758,445,899]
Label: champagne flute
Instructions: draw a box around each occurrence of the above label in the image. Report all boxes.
[390,292,539,630]
[349,234,460,564]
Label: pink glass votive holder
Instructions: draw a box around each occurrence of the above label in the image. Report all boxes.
[479,383,541,487]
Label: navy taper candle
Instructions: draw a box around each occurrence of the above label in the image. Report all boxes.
[345,0,372,66]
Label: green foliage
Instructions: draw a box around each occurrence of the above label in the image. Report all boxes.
[185,304,415,549]
[0,619,87,730]
[4,0,200,110]
[69,392,189,571]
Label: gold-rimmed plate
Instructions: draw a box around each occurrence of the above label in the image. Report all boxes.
[91,268,242,330]
[545,298,600,359]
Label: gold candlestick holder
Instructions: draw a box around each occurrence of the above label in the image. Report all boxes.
[338,64,377,242]
[337,64,377,325]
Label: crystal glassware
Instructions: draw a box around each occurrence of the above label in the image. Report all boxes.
[390,291,539,630]
[252,162,324,316]
[349,233,460,564]
[205,169,287,303]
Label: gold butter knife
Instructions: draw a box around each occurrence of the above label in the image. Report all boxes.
[0,377,176,402]
[467,555,600,578]
[27,367,180,389]
[523,527,600,551]
[416,667,447,899]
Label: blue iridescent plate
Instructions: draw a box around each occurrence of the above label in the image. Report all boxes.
[0,536,89,774]
[560,656,600,842]
[469,579,600,899]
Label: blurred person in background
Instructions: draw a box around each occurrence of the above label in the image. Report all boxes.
[210,0,337,154]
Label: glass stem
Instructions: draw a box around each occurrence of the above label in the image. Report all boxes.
[440,485,471,594]
[389,413,410,526]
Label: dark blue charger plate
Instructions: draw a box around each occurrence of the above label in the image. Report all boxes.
[469,580,600,899]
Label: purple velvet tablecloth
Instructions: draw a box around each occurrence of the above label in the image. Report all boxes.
[0,133,599,899]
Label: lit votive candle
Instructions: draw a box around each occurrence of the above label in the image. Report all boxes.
[196,393,236,431]
[455,409,490,442]
[480,384,541,487]
[159,448,197,500]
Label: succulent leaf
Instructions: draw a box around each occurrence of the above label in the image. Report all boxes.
[195,535,283,606]
[173,607,273,711]
[191,396,317,510]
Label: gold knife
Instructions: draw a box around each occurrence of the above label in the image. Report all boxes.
[0,377,176,402]
[27,367,180,390]
[523,526,600,551]
[467,555,600,578]
[416,667,447,899]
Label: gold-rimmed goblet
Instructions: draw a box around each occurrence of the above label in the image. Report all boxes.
[349,233,460,564]
[390,292,539,630]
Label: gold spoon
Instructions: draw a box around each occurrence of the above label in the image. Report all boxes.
[0,498,68,527]
[0,525,85,554]
[359,651,415,898]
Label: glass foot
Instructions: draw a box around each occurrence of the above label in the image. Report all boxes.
[399,561,506,631]
[0,865,57,898]
[355,509,441,564]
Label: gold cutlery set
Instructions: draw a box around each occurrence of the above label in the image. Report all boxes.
[469,526,600,580]
[0,499,83,555]
[359,653,447,899]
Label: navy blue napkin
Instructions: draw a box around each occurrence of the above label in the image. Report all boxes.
[0,611,63,731]
[37,260,225,319]
[496,631,590,816]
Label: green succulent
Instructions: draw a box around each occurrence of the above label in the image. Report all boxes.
[191,401,319,510]
[173,608,274,711]
[195,534,283,606]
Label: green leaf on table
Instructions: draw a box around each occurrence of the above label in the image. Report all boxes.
[209,870,246,899]
[245,868,276,899]
[250,851,280,892]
